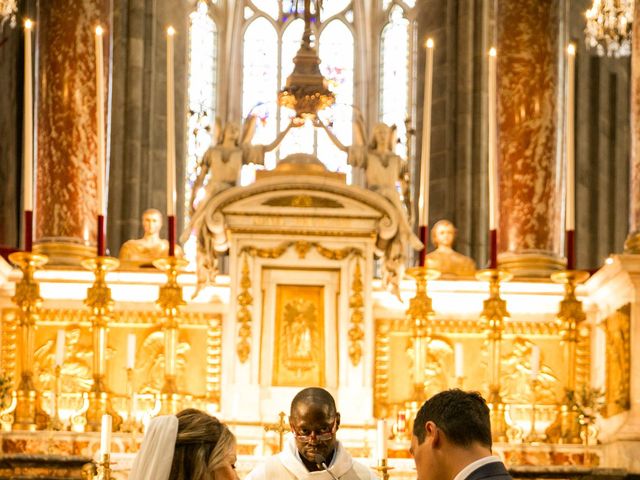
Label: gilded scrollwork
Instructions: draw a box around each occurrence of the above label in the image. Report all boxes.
[240,241,363,261]
[604,303,630,417]
[236,255,254,363]
[348,260,364,366]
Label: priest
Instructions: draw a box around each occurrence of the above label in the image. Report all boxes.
[246,388,376,480]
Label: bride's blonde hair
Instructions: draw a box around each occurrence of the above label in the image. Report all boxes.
[168,409,235,480]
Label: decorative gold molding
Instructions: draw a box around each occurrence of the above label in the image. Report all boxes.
[240,241,363,261]
[206,315,223,408]
[262,195,344,209]
[1,308,18,382]
[236,255,253,363]
[348,260,364,366]
[374,317,562,336]
[604,303,630,417]
[34,309,213,327]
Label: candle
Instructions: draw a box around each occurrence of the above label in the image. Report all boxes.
[127,333,136,369]
[23,19,33,252]
[454,342,464,378]
[95,26,105,216]
[100,413,112,456]
[55,329,65,367]
[376,419,388,462]
[530,345,540,380]
[488,47,497,231]
[419,38,434,228]
[166,26,176,218]
[566,43,576,231]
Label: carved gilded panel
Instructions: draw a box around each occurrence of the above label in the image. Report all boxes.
[604,303,631,417]
[272,285,326,387]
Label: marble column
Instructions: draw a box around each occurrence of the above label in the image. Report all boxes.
[625,0,640,253]
[34,0,111,264]
[496,0,564,276]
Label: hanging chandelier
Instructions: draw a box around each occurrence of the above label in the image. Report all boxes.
[584,0,634,57]
[278,0,335,120]
[0,0,18,29]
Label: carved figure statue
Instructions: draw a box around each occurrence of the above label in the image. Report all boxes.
[319,119,422,298]
[119,209,183,267]
[425,220,476,277]
[187,115,293,292]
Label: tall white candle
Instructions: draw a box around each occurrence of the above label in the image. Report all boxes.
[419,38,434,227]
[95,26,106,216]
[566,43,576,231]
[55,329,65,367]
[166,26,176,217]
[454,342,464,378]
[376,419,388,462]
[488,47,497,230]
[127,333,136,369]
[100,414,112,456]
[23,19,33,212]
[530,345,540,380]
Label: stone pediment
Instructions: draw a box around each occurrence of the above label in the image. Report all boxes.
[200,173,401,242]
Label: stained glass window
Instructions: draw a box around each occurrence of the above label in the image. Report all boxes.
[185,0,217,225]
[380,4,410,158]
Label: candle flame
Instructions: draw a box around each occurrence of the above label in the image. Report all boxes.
[95,25,104,36]
[489,47,497,57]
[426,38,434,48]
[567,43,576,56]
[24,19,33,29]
[167,26,176,36]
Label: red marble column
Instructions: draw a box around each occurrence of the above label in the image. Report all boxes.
[625,0,640,252]
[496,0,564,276]
[34,0,111,264]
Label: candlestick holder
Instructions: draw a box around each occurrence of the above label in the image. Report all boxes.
[153,256,188,414]
[95,452,112,480]
[372,459,394,480]
[476,268,512,442]
[406,263,440,400]
[81,256,122,432]
[9,251,50,430]
[119,368,140,433]
[49,364,64,430]
[525,377,546,443]
[550,270,589,444]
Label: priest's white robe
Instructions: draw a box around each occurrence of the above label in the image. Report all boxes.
[245,437,376,480]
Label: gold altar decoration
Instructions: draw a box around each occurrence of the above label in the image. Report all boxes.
[545,270,590,444]
[405,264,440,399]
[153,256,189,415]
[236,255,253,363]
[81,256,122,432]
[264,411,291,452]
[603,303,630,417]
[476,268,512,442]
[348,259,364,366]
[8,251,50,430]
[372,459,394,480]
[277,0,335,119]
[273,285,325,386]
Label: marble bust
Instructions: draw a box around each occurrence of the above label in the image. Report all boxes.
[119,209,183,267]
[425,219,476,277]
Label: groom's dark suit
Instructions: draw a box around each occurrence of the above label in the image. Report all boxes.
[464,461,512,480]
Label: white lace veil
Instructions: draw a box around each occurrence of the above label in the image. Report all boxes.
[129,415,179,480]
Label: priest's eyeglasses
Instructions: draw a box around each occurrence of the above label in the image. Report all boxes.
[292,420,337,442]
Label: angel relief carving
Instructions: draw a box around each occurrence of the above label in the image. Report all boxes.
[184,115,293,291]
[134,330,191,394]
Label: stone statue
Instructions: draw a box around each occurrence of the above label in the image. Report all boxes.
[186,115,293,291]
[425,220,476,277]
[319,119,422,299]
[119,208,183,267]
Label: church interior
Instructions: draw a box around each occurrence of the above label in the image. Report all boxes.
[0,0,639,478]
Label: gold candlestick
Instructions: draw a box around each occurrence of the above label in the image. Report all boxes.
[406,263,440,400]
[476,268,512,442]
[153,256,188,414]
[551,270,589,444]
[372,459,394,480]
[9,251,50,430]
[96,452,112,480]
[525,377,546,443]
[81,256,122,432]
[49,364,64,430]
